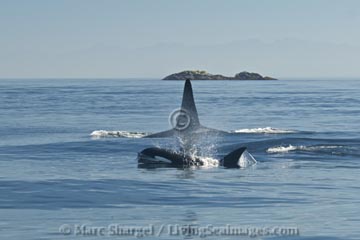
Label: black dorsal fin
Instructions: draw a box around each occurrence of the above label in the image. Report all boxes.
[181,79,200,126]
[222,147,247,168]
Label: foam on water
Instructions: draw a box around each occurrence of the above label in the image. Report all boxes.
[189,149,256,169]
[91,126,299,138]
[233,127,297,134]
[267,144,344,153]
[196,156,220,168]
[267,145,298,153]
[91,127,300,138]
[90,130,148,138]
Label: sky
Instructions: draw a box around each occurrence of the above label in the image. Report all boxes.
[0,0,360,79]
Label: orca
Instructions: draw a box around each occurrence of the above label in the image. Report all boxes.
[138,79,257,169]
[145,79,227,138]
[138,146,256,169]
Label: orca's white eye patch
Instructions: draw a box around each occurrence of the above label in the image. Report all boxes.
[154,156,172,163]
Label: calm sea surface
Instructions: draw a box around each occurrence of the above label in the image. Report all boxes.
[0,79,359,239]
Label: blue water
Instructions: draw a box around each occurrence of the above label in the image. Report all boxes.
[0,79,359,239]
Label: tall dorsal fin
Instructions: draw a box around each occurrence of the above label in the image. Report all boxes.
[145,78,225,138]
[181,79,200,126]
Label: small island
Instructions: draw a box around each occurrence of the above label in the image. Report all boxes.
[163,70,277,80]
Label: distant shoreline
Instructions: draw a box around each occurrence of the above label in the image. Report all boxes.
[163,70,277,80]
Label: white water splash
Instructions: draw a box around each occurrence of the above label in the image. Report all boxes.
[233,127,297,134]
[196,156,220,168]
[189,149,256,169]
[90,130,148,138]
[267,145,298,153]
[267,145,343,153]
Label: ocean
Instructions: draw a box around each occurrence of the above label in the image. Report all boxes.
[0,79,359,239]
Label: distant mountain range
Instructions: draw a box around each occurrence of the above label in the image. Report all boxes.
[163,70,277,80]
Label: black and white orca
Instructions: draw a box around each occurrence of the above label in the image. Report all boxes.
[138,146,256,169]
[138,79,256,168]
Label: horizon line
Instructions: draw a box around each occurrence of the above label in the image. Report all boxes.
[0,77,359,81]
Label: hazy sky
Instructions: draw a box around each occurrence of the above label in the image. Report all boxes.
[1,0,360,78]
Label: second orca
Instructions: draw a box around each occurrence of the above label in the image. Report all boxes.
[138,146,256,169]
